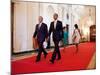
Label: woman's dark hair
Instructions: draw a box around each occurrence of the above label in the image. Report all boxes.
[74,24,78,29]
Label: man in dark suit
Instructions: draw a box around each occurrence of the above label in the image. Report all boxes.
[49,13,63,63]
[33,16,48,62]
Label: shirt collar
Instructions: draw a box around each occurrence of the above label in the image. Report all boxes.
[39,22,42,25]
[54,20,57,22]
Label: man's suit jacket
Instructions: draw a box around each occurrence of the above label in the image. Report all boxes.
[33,23,48,43]
[49,20,63,41]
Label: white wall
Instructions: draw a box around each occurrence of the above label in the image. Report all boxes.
[14,2,28,52]
[13,2,39,53]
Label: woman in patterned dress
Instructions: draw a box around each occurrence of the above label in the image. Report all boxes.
[72,24,81,53]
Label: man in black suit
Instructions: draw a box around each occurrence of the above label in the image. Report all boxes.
[33,16,48,62]
[49,13,63,63]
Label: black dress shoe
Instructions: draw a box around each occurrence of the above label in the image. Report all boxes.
[44,53,48,59]
[35,59,40,62]
[49,59,54,64]
[57,57,61,60]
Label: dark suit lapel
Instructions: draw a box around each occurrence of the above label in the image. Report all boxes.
[52,22,54,30]
[37,24,39,31]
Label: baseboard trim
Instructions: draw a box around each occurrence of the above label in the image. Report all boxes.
[12,42,89,55]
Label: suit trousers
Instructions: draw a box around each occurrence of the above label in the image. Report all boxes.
[36,42,47,60]
[51,40,61,61]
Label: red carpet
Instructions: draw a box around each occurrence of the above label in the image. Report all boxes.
[12,42,96,74]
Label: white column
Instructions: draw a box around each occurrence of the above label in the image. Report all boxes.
[27,2,39,50]
[14,2,27,53]
[68,5,74,44]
